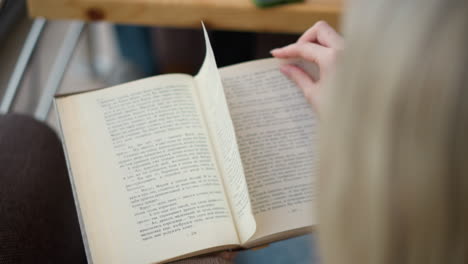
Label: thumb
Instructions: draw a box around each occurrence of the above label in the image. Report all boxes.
[280,64,319,110]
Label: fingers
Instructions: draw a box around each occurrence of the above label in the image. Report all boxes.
[298,21,344,49]
[271,42,327,66]
[280,64,319,109]
[270,21,341,114]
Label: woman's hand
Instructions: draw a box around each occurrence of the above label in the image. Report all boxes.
[271,21,344,113]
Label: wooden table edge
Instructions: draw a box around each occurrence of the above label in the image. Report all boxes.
[27,0,342,33]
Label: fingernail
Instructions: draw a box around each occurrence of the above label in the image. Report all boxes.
[270,48,280,54]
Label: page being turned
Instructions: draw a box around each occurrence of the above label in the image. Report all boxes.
[220,58,317,243]
[56,74,238,264]
[194,26,257,244]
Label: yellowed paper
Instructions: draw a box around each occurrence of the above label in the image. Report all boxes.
[220,58,317,243]
[56,74,238,264]
[194,25,257,244]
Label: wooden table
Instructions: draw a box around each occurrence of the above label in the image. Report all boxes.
[27,0,342,33]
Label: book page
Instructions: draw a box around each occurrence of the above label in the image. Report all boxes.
[194,26,257,244]
[220,58,317,243]
[55,74,239,264]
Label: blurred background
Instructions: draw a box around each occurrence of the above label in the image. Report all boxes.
[0,0,305,132]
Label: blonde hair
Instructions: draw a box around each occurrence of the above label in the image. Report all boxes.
[318,0,468,264]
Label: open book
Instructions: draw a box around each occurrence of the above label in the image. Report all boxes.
[55,26,317,264]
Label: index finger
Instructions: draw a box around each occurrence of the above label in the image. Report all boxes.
[298,21,344,49]
[271,42,327,67]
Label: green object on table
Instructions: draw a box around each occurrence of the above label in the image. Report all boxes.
[252,0,303,8]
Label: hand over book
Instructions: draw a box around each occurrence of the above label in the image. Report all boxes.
[55,25,317,264]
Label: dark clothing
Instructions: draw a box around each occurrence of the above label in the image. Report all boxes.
[0,114,86,263]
